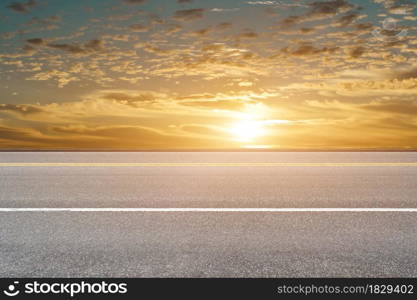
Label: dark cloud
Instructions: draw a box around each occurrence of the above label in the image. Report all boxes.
[309,0,354,17]
[336,12,361,27]
[280,15,303,27]
[174,8,205,21]
[216,22,232,31]
[281,43,339,56]
[348,46,366,58]
[191,23,233,36]
[0,126,42,146]
[300,27,316,34]
[6,0,37,13]
[191,27,213,36]
[123,0,147,4]
[48,44,85,54]
[84,39,102,51]
[47,39,103,55]
[236,31,259,39]
[26,38,44,45]
[281,0,355,27]
[163,23,183,35]
[354,22,373,31]
[393,67,417,80]
[142,44,173,55]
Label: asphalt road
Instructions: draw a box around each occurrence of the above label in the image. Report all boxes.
[0,152,416,277]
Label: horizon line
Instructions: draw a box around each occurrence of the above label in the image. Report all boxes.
[1,149,417,153]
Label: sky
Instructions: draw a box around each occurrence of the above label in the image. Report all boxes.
[0,0,416,150]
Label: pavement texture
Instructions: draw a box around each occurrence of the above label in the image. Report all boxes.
[0,152,416,277]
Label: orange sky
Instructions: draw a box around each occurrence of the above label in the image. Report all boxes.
[0,0,416,150]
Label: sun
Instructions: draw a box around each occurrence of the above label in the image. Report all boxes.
[229,120,264,142]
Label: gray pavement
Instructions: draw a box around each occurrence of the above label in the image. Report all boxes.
[0,152,416,277]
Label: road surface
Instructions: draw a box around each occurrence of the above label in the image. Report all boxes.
[0,152,416,277]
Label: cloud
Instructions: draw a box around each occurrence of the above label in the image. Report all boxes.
[0,121,237,150]
[6,0,37,13]
[335,12,362,27]
[27,15,61,27]
[361,100,417,115]
[123,0,147,4]
[0,126,46,147]
[281,43,339,56]
[374,0,417,15]
[394,67,417,80]
[283,76,417,97]
[0,104,44,115]
[1,87,417,149]
[280,15,304,27]
[181,100,251,111]
[348,46,366,58]
[309,0,354,17]
[100,90,166,107]
[236,30,259,39]
[210,8,240,13]
[247,1,280,6]
[0,125,182,150]
[129,24,149,32]
[281,0,355,27]
[26,38,44,45]
[216,22,233,30]
[47,39,104,55]
[174,9,205,21]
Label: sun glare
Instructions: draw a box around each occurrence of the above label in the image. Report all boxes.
[229,120,264,143]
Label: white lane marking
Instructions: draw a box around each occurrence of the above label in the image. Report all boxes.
[0,208,416,212]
